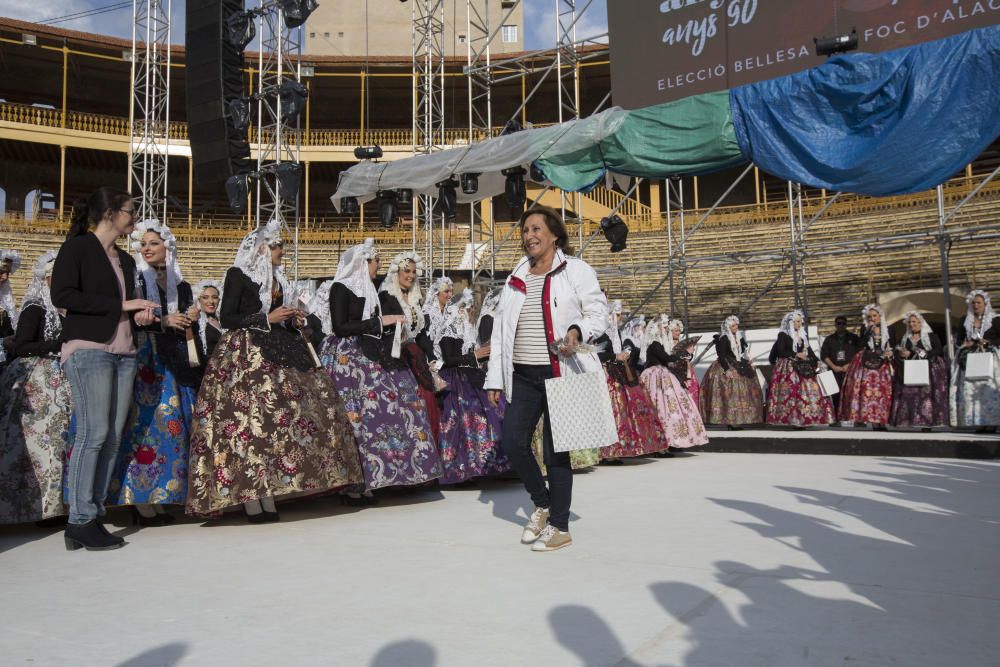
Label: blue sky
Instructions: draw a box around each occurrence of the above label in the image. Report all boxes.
[0,1,608,50]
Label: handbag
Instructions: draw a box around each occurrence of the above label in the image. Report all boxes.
[736,359,756,378]
[793,358,818,378]
[545,370,619,453]
[966,351,995,380]
[817,370,840,397]
[903,359,930,387]
[862,350,886,370]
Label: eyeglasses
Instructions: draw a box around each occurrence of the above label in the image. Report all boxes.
[117,208,137,218]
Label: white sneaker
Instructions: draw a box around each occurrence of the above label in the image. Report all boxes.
[531,524,572,552]
[520,506,550,544]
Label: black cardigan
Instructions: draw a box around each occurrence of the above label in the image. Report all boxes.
[714,334,748,371]
[13,304,63,358]
[956,317,1000,347]
[895,332,943,360]
[768,331,817,365]
[329,282,410,369]
[51,233,138,344]
[139,277,201,387]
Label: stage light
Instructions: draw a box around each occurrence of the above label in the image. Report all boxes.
[502,166,526,217]
[279,0,318,29]
[397,188,413,205]
[341,196,360,215]
[814,28,858,57]
[600,214,629,253]
[225,11,256,51]
[354,145,384,160]
[378,190,399,228]
[436,178,459,219]
[274,162,303,200]
[460,173,480,195]
[529,162,546,182]
[278,79,308,123]
[227,97,251,132]
[225,174,249,214]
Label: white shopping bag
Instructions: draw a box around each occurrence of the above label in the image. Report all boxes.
[817,370,840,397]
[903,359,930,387]
[966,351,995,380]
[545,370,618,453]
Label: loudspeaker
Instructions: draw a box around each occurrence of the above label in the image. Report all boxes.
[186,0,251,186]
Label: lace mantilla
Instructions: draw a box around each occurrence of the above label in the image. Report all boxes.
[964,289,995,341]
[194,279,225,355]
[720,315,750,361]
[380,251,426,341]
[779,309,808,351]
[19,251,61,345]
[233,218,284,318]
[862,304,890,351]
[333,238,381,321]
[435,288,477,355]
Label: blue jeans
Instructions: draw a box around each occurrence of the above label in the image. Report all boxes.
[63,350,137,525]
[501,364,573,531]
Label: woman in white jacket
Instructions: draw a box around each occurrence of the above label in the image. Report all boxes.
[486,206,608,552]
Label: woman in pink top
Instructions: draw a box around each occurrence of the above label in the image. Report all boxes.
[51,186,159,552]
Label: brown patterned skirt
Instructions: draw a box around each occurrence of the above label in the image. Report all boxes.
[186,328,364,515]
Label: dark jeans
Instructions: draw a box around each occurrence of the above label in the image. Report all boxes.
[501,364,572,531]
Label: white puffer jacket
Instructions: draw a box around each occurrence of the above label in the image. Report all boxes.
[484,249,609,401]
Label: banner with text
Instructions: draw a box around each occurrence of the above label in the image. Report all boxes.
[608,0,1000,109]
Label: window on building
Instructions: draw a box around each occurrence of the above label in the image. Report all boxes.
[501,25,518,43]
[309,32,315,38]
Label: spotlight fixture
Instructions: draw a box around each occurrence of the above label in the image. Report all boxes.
[225,11,256,51]
[227,97,251,132]
[814,28,858,57]
[436,178,459,219]
[278,79,308,123]
[460,173,480,195]
[502,166,527,218]
[353,145,384,160]
[396,188,413,205]
[274,162,303,200]
[378,190,399,228]
[225,174,249,214]
[340,196,360,215]
[529,162,546,182]
[600,214,629,253]
[279,0,318,29]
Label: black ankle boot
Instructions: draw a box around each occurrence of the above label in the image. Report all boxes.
[64,520,126,551]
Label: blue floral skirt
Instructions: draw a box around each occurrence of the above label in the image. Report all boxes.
[437,366,510,484]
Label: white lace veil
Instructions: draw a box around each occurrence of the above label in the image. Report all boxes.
[311,279,336,336]
[640,315,671,364]
[18,251,61,343]
[899,310,932,351]
[476,286,503,342]
[861,304,890,350]
[380,251,425,340]
[0,248,21,328]
[193,280,225,354]
[423,276,454,346]
[333,238,380,320]
[721,315,748,360]
[665,318,685,355]
[131,219,183,315]
[233,218,285,317]
[435,288,477,356]
[620,315,645,347]
[964,289,995,340]
[779,309,808,349]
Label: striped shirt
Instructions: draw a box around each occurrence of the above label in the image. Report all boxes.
[512,273,551,365]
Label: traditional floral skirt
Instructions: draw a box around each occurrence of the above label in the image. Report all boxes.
[686,369,701,408]
[838,354,893,425]
[531,420,599,471]
[699,361,764,426]
[600,367,669,459]
[641,366,709,448]
[891,357,950,427]
[951,348,1000,427]
[111,335,195,505]
[436,367,510,484]
[766,358,835,426]
[0,356,72,524]
[185,329,364,515]
[321,335,442,490]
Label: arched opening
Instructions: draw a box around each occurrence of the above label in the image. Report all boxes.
[879,287,968,341]
[24,188,56,220]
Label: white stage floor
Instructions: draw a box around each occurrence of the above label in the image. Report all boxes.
[2,453,999,666]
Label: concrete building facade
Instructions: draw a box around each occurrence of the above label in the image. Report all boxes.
[303,0,524,57]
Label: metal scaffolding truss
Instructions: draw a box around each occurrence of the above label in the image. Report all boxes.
[254,1,303,252]
[128,0,172,224]
[412,0,446,285]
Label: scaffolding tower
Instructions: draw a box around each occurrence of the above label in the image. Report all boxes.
[412,0,446,285]
[128,0,172,224]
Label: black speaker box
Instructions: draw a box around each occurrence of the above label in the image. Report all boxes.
[185,0,252,186]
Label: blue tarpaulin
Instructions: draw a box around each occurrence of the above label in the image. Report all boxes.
[731,25,1000,197]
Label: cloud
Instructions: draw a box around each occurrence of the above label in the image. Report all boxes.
[524,0,608,50]
[0,0,185,43]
